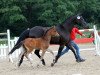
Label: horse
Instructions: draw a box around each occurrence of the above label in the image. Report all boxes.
[15,26,58,67]
[8,14,89,66]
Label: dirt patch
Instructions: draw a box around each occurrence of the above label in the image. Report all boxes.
[0,44,99,75]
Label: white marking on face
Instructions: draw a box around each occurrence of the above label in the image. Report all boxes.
[77,16,81,19]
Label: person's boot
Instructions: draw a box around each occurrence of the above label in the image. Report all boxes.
[76,58,86,62]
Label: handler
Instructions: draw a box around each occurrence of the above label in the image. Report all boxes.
[55,25,86,63]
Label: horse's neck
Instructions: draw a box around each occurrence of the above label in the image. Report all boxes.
[63,22,74,33]
[63,16,75,32]
[42,32,51,42]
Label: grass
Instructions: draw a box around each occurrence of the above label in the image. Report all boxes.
[76,31,92,38]
[0,39,8,45]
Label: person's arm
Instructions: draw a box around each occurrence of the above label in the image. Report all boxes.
[76,28,85,37]
[76,28,83,36]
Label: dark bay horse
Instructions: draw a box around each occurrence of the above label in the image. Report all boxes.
[8,14,89,66]
[15,26,58,67]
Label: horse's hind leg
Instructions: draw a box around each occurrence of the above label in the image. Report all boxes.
[8,44,22,63]
[8,42,23,63]
[51,45,64,67]
[17,50,26,67]
[17,53,25,67]
[24,53,34,68]
[34,49,46,65]
[55,45,65,63]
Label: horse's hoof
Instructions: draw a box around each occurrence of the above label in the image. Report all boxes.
[53,59,55,63]
[37,64,39,68]
[41,59,46,66]
[16,63,20,68]
[51,63,54,67]
[9,55,14,63]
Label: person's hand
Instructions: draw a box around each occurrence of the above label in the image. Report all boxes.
[82,34,86,37]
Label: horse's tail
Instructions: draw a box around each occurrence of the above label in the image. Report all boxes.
[8,41,23,55]
[8,29,29,55]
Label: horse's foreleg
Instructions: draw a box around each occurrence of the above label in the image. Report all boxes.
[47,49,57,67]
[37,50,46,67]
[34,49,46,65]
[51,45,65,67]
[67,44,78,60]
[47,49,55,60]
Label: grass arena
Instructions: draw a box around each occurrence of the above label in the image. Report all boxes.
[0,43,100,75]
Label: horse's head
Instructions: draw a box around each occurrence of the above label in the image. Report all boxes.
[73,14,89,29]
[49,26,59,36]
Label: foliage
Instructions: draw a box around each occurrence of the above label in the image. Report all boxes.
[0,0,100,36]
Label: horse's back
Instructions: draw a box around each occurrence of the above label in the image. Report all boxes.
[29,26,47,38]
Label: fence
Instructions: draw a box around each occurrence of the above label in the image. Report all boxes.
[0,44,8,58]
[10,37,21,58]
[0,25,100,59]
[0,30,10,59]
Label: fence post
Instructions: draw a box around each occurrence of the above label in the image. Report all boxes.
[93,25,100,55]
[7,29,10,54]
[94,25,97,55]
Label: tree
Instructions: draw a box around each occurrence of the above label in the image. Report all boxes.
[0,0,100,36]
[77,0,100,28]
[0,0,26,35]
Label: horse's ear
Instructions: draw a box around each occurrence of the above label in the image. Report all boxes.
[53,25,55,28]
[51,26,55,28]
[75,13,81,17]
[77,13,82,16]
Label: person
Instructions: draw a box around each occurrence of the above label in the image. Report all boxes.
[55,26,86,63]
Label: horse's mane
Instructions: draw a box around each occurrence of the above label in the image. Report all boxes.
[60,15,73,26]
[60,14,80,26]
[42,27,53,37]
